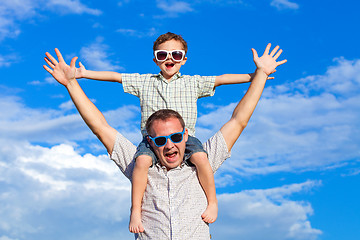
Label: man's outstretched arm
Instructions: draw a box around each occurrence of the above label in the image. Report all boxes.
[43,48,118,154]
[220,43,287,151]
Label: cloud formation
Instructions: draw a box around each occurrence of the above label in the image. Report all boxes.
[270,0,299,10]
[198,57,360,177]
[213,180,322,240]
[0,0,101,41]
[0,137,321,240]
[79,38,125,71]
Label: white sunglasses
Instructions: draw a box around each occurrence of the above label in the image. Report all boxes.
[154,50,185,62]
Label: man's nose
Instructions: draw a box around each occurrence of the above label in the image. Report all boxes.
[164,138,174,148]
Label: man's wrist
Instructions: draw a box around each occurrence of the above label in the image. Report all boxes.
[255,68,269,77]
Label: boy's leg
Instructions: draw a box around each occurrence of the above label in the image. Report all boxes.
[129,155,152,233]
[190,151,218,224]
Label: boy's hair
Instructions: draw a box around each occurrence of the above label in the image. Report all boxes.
[146,109,185,135]
[153,32,188,54]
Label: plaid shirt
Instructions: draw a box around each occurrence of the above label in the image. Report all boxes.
[122,73,216,136]
[110,131,231,240]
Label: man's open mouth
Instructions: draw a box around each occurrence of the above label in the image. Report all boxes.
[165,151,177,159]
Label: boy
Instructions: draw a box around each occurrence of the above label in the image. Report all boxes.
[75,32,267,233]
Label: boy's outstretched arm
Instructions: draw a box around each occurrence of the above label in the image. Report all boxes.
[75,61,123,83]
[43,48,118,154]
[214,72,274,88]
[220,43,287,151]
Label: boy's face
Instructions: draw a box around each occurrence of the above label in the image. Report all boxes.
[153,39,187,80]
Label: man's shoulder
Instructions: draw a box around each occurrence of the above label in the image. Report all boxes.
[109,132,137,179]
[203,131,231,172]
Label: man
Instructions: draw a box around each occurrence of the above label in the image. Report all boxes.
[43,43,286,239]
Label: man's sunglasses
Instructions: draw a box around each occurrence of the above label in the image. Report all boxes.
[148,129,185,147]
[154,50,185,62]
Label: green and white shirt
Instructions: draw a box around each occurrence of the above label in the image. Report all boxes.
[122,73,216,136]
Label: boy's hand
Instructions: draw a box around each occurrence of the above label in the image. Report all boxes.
[75,62,86,79]
[251,43,287,76]
[43,48,77,86]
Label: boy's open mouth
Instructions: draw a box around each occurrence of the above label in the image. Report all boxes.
[165,63,175,69]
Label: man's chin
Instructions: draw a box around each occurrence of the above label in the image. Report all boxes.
[163,155,181,168]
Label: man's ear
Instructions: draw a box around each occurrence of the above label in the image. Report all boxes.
[184,128,189,142]
[146,136,151,144]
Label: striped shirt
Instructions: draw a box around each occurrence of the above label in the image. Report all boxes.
[122,73,216,136]
[110,131,231,240]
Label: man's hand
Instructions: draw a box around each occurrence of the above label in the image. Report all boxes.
[252,43,287,76]
[43,48,78,86]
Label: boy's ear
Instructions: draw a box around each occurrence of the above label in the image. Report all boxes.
[181,57,187,65]
[184,128,188,142]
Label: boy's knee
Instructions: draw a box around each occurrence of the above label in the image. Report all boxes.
[135,155,153,168]
[190,151,208,166]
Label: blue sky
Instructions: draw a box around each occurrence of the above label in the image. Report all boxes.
[0,0,359,239]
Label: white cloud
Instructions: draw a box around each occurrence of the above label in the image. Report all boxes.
[0,133,321,239]
[213,180,322,240]
[270,0,299,10]
[45,0,102,15]
[197,57,360,177]
[155,0,194,17]
[79,38,125,71]
[0,93,140,145]
[116,27,157,38]
[0,0,101,41]
[0,138,132,239]
[0,54,17,67]
[0,236,18,240]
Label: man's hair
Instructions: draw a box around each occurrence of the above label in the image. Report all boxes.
[153,32,188,54]
[146,109,185,135]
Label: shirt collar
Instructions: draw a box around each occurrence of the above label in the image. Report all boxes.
[154,72,182,82]
[155,158,188,171]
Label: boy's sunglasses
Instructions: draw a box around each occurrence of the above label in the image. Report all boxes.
[154,50,185,62]
[148,129,185,147]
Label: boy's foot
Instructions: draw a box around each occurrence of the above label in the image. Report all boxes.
[129,210,144,233]
[201,202,218,223]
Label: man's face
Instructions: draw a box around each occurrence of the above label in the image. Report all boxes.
[153,39,187,80]
[147,117,188,170]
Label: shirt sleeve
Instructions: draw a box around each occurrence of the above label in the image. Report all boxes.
[110,132,137,180]
[203,131,232,173]
[196,75,216,98]
[122,73,143,97]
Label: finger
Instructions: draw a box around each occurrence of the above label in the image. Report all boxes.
[267,76,275,80]
[274,49,283,60]
[70,56,78,68]
[45,52,58,65]
[79,61,83,67]
[263,43,271,55]
[251,48,259,60]
[270,45,279,57]
[44,57,55,69]
[276,59,287,66]
[55,48,65,63]
[43,65,53,74]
